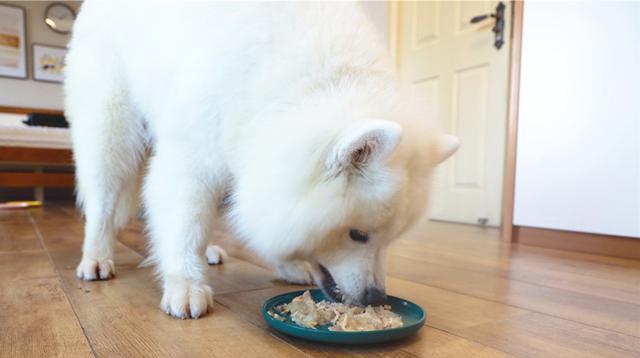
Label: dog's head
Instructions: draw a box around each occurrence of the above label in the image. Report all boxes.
[305,119,458,305]
[230,112,458,306]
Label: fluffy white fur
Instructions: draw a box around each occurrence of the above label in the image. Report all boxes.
[65,1,458,319]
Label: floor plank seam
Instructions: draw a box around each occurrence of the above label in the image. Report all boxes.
[213,279,294,296]
[57,205,80,219]
[117,242,147,258]
[28,212,100,358]
[511,244,640,269]
[517,243,640,263]
[0,248,47,255]
[415,241,640,275]
[266,333,314,358]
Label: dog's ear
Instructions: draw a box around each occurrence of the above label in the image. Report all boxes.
[431,134,459,164]
[326,119,403,175]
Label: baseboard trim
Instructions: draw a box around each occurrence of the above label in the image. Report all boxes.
[513,226,640,260]
[0,172,74,188]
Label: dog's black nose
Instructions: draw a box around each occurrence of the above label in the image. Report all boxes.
[364,287,387,306]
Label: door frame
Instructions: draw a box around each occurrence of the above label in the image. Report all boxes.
[500,0,524,242]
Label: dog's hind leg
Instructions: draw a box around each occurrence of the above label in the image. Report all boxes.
[206,245,228,265]
[66,45,146,281]
[205,205,231,265]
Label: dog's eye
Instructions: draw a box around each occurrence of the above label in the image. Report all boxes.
[349,229,369,243]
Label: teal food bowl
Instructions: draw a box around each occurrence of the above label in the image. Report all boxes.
[261,289,425,345]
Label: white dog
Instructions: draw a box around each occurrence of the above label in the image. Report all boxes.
[65,1,458,319]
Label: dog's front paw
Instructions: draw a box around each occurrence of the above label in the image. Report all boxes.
[76,257,115,280]
[161,278,214,319]
[276,261,313,285]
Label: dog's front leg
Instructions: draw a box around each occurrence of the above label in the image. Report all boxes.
[144,151,215,319]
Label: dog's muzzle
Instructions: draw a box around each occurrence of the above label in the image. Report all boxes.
[318,264,387,306]
[364,287,387,306]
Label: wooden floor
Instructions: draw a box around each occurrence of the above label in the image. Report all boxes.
[1,205,639,357]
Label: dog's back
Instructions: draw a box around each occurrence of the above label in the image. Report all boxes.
[67,2,387,131]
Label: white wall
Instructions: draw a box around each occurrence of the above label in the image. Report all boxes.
[513,2,640,238]
[360,1,388,49]
[0,1,81,110]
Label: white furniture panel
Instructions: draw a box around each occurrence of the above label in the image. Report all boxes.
[0,113,70,149]
[514,2,640,238]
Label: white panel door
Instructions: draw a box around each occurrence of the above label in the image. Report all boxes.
[513,2,640,238]
[396,1,511,226]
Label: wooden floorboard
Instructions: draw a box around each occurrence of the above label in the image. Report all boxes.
[386,252,640,337]
[0,210,93,358]
[2,204,639,357]
[453,312,640,358]
[384,276,639,357]
[386,220,640,339]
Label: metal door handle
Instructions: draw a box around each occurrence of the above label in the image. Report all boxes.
[470,2,506,50]
[470,14,493,23]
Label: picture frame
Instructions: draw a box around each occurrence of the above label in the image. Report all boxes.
[0,4,27,79]
[32,43,67,83]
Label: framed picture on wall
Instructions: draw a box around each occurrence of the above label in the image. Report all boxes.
[0,4,27,79]
[32,44,67,83]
